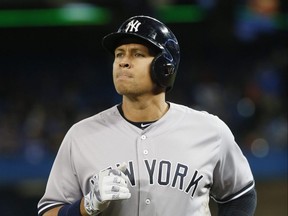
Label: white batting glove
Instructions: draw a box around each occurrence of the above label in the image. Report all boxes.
[84,163,131,216]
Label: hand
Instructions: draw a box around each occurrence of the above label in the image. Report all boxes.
[84,163,131,215]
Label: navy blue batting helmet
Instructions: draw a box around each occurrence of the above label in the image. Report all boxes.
[102,15,180,91]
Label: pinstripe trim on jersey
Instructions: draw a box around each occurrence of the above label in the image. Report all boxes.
[38,202,64,216]
[211,181,255,204]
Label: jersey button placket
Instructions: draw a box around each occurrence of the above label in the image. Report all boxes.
[141,134,149,155]
[141,135,149,155]
[138,133,153,215]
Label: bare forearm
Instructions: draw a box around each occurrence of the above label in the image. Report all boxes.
[80,198,89,216]
[42,206,62,216]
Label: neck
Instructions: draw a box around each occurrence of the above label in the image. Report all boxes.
[121,94,169,122]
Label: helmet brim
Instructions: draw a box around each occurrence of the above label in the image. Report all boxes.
[102,32,162,55]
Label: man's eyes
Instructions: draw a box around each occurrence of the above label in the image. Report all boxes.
[115,52,146,58]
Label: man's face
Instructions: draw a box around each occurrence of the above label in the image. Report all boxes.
[113,43,156,97]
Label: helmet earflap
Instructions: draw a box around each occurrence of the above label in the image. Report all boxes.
[151,52,177,91]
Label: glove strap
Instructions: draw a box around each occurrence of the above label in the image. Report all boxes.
[84,192,101,216]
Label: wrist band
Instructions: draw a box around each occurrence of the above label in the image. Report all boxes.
[58,199,81,216]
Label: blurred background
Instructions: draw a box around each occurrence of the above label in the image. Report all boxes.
[0,0,287,215]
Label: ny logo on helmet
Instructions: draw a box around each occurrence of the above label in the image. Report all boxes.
[125,19,141,33]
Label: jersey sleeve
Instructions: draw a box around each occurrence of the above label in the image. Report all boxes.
[210,118,255,203]
[37,126,82,216]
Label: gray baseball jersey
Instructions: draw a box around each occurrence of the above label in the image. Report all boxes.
[38,103,254,216]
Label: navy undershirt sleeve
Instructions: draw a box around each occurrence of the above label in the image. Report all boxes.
[217,187,257,216]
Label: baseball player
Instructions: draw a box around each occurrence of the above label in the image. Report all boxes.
[38,15,257,216]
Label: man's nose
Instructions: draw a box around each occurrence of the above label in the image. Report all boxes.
[119,62,131,68]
